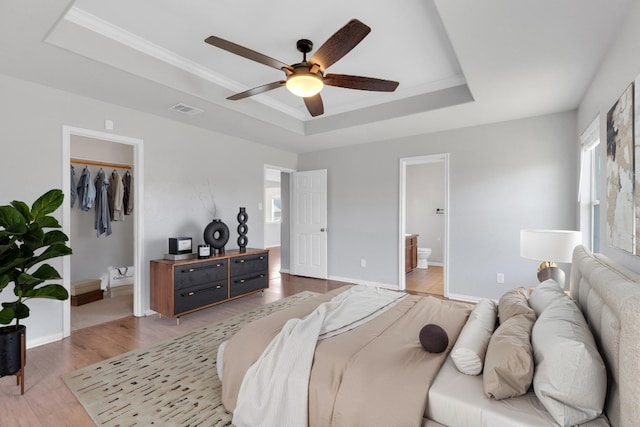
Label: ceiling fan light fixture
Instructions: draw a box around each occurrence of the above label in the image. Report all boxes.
[286,73,324,97]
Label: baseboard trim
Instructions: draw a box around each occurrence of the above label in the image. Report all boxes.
[27,332,65,349]
[327,275,399,290]
[446,292,484,303]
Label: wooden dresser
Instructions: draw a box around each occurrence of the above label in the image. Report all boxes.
[150,248,269,323]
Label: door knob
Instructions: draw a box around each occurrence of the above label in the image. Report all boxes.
[320,228,326,232]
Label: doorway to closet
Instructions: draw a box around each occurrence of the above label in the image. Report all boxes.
[62,126,144,337]
[399,154,448,296]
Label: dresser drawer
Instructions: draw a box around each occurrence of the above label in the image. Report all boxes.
[174,259,228,290]
[174,281,228,313]
[230,271,268,298]
[230,253,268,277]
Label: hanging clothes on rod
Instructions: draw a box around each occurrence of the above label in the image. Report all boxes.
[76,166,96,212]
[70,165,78,208]
[123,170,133,215]
[108,169,125,221]
[94,168,112,237]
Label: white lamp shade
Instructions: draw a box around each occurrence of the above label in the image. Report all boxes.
[520,229,582,263]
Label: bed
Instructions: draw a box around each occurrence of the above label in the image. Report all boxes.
[217,245,640,427]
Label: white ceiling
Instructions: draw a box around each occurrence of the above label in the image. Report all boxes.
[0,0,632,153]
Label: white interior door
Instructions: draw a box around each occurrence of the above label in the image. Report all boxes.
[291,169,328,279]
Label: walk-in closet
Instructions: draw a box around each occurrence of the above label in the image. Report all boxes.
[69,135,135,330]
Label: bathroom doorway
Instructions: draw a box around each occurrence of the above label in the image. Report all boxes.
[399,154,448,296]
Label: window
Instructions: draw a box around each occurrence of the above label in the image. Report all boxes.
[579,116,601,252]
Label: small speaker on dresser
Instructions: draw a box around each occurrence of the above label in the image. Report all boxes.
[237,207,248,252]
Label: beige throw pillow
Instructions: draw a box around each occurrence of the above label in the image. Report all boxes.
[498,287,535,323]
[483,313,535,400]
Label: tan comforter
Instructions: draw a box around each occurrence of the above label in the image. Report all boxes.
[221,287,472,427]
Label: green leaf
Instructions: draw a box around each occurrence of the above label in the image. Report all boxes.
[36,215,61,229]
[43,230,70,246]
[26,243,72,269]
[0,205,25,229]
[31,264,61,281]
[13,302,29,320]
[10,200,31,222]
[0,306,15,325]
[0,274,10,291]
[24,284,68,300]
[0,241,16,258]
[15,272,43,293]
[22,223,45,247]
[31,189,64,220]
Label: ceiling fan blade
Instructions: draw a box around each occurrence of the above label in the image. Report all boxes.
[304,94,324,117]
[308,19,371,71]
[205,36,291,71]
[324,74,399,92]
[227,81,285,100]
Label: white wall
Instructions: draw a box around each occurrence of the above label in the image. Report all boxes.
[0,73,297,347]
[577,0,640,273]
[298,111,578,300]
[406,163,444,264]
[70,136,134,284]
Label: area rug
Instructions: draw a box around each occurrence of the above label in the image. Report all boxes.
[63,291,320,426]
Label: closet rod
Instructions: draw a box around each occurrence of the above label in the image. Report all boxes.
[71,158,132,170]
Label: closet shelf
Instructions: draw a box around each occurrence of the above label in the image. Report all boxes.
[71,157,132,170]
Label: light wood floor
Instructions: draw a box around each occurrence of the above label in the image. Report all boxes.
[406,266,444,295]
[0,248,437,426]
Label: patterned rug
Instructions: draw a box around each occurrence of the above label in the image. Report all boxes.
[63,291,320,426]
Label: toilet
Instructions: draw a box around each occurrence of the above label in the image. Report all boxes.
[417,248,432,269]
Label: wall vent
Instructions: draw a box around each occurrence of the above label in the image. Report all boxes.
[169,103,204,115]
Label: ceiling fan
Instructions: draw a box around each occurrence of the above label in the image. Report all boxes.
[204,19,399,117]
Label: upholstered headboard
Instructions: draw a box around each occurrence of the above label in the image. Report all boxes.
[570,245,640,427]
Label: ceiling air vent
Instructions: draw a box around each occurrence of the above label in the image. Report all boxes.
[169,103,204,116]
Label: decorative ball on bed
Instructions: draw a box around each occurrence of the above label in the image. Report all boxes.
[419,324,449,353]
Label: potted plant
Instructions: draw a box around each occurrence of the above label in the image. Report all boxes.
[0,189,72,391]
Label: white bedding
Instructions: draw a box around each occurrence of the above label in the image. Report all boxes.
[428,357,612,427]
[232,285,406,427]
[428,357,557,427]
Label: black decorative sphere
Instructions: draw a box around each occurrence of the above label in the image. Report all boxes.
[419,324,449,353]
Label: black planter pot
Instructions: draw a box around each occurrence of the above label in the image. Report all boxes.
[0,324,26,376]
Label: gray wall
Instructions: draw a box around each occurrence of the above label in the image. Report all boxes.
[406,162,445,264]
[0,73,297,347]
[298,111,579,300]
[577,0,640,274]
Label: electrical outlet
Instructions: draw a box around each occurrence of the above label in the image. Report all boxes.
[497,273,505,284]
[360,259,366,268]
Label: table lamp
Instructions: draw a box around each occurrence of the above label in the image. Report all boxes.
[520,229,582,287]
